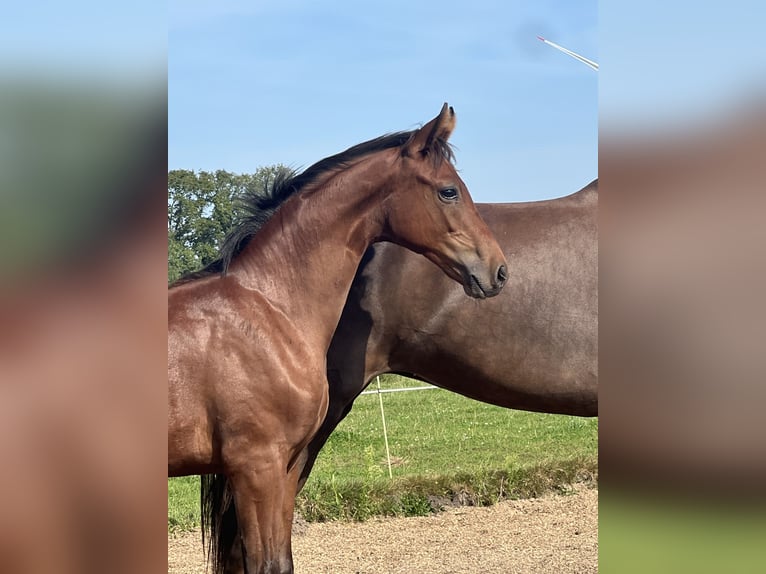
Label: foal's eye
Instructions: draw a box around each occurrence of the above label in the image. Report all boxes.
[438,187,459,202]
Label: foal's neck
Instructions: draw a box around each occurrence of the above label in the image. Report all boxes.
[230,153,393,348]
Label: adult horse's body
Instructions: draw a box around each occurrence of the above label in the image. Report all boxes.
[205,180,598,573]
[168,104,507,573]
[316,178,598,463]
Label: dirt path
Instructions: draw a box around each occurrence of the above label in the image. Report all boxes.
[168,487,597,573]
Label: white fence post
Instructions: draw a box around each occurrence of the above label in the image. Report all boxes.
[361,378,440,479]
[376,376,393,479]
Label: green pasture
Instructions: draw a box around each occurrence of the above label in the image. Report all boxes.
[600,490,766,573]
[169,375,598,531]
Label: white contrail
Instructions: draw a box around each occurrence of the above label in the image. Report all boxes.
[537,36,598,71]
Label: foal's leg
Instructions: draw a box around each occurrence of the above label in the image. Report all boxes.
[228,458,298,574]
[225,460,305,574]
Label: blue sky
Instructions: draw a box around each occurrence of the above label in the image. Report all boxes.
[600,0,766,134]
[169,1,597,203]
[2,2,165,76]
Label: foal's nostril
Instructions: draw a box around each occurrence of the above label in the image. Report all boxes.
[496,264,508,284]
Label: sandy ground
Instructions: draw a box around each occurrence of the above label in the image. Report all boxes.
[168,487,597,573]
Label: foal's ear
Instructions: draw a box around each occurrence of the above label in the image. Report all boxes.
[403,103,456,157]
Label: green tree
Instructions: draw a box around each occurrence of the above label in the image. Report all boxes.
[167,166,285,282]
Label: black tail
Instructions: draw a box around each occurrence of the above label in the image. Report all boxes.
[200,474,241,574]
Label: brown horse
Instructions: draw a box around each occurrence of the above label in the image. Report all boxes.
[168,104,507,573]
[204,179,598,574]
[315,180,598,470]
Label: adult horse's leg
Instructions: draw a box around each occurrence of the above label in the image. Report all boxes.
[296,398,356,493]
[228,457,297,574]
[296,349,368,492]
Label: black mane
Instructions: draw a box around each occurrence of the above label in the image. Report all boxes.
[172,129,454,286]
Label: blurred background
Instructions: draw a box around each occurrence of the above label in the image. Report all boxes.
[0,2,167,573]
[600,1,766,571]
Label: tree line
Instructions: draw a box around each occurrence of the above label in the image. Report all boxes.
[167,166,284,282]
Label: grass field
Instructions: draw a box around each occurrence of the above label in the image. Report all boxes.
[169,375,598,531]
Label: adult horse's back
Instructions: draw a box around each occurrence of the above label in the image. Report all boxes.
[169,104,506,574]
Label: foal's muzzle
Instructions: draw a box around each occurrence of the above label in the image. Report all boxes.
[463,262,507,299]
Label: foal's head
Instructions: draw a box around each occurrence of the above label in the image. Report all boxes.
[381,104,507,298]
